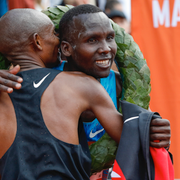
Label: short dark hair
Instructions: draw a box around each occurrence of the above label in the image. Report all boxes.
[59,4,102,44]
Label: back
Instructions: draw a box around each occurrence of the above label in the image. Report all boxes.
[0,68,91,180]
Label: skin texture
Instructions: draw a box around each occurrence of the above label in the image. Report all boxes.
[61,12,117,78]
[0,10,171,149]
[0,8,123,162]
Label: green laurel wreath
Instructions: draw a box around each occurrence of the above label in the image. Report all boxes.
[0,53,11,69]
[0,5,151,174]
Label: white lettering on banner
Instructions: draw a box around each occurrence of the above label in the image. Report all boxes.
[172,0,180,27]
[152,0,180,28]
[152,0,170,28]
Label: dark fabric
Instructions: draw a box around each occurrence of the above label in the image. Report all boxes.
[111,100,174,180]
[0,68,91,180]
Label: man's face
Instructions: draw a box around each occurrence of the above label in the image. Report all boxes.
[69,12,117,78]
[41,22,60,68]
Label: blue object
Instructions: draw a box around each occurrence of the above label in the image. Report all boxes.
[0,0,8,17]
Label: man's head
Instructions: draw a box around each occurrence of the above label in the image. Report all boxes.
[106,10,130,34]
[0,8,59,68]
[59,4,117,78]
[105,0,123,14]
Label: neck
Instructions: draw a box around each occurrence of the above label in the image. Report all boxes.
[8,54,45,72]
[63,61,100,82]
[63,61,77,72]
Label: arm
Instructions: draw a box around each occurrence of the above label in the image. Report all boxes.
[87,76,123,143]
[115,71,171,148]
[0,65,22,93]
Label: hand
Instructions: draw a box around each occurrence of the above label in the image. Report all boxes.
[150,118,171,149]
[0,65,23,93]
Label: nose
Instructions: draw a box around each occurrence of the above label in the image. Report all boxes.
[98,40,111,54]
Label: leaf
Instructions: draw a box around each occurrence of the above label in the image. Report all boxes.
[89,133,117,174]
[56,5,73,13]
[47,7,62,15]
[0,53,11,69]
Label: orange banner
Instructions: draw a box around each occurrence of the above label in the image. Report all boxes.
[8,0,34,10]
[131,0,180,178]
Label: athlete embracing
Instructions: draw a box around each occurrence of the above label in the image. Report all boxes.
[0,4,171,180]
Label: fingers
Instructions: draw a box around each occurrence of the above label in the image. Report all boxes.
[150,131,171,140]
[0,65,23,93]
[150,133,171,147]
[150,118,171,148]
[150,124,170,134]
[9,65,21,76]
[0,79,21,93]
[150,118,170,132]
[150,118,170,126]
[150,140,170,148]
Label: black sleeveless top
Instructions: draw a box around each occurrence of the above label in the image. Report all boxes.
[0,68,91,180]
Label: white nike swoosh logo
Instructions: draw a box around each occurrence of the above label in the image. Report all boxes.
[89,128,104,138]
[33,73,50,88]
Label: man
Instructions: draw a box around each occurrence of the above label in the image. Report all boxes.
[0,7,124,179]
[104,0,123,14]
[57,5,171,179]
[106,10,130,34]
[0,4,171,179]
[105,0,130,36]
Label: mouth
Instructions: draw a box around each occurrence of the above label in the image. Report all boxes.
[95,59,111,68]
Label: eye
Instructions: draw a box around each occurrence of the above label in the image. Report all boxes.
[107,35,114,40]
[88,38,97,43]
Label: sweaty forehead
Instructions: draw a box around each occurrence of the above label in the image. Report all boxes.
[73,12,112,31]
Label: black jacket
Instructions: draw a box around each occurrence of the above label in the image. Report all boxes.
[111,101,174,180]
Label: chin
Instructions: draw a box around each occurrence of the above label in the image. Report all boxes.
[94,71,110,79]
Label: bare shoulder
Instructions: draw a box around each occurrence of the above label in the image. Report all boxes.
[50,71,106,101]
[53,71,100,90]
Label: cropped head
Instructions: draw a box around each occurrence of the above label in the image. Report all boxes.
[59,4,117,78]
[0,9,59,68]
[105,0,123,14]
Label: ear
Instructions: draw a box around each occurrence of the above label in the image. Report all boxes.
[32,33,43,51]
[61,41,73,57]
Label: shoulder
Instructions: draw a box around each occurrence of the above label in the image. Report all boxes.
[51,72,106,106]
[53,71,101,93]
[55,71,96,83]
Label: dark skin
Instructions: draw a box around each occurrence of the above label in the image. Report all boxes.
[0,12,171,149]
[0,8,123,158]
